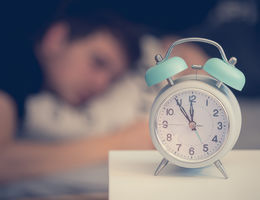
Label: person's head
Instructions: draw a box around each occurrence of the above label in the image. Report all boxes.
[36,11,140,105]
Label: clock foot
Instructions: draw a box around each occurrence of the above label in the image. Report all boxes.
[214,160,228,179]
[154,158,169,176]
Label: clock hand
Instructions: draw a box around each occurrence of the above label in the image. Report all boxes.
[175,98,191,123]
[159,123,187,126]
[188,121,203,143]
[159,123,203,127]
[194,128,203,144]
[189,100,194,122]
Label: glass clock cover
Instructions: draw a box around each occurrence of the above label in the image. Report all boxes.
[155,89,229,162]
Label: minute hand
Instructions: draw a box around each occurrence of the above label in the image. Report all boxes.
[189,101,194,122]
[175,98,191,123]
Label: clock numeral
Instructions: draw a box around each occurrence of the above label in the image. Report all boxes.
[175,98,182,106]
[217,122,223,130]
[166,108,174,115]
[176,144,182,151]
[166,133,172,141]
[213,109,219,117]
[189,147,195,155]
[189,95,196,103]
[203,144,209,152]
[212,135,218,142]
[206,99,209,106]
[162,120,168,128]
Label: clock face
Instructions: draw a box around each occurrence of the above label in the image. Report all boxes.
[155,88,229,162]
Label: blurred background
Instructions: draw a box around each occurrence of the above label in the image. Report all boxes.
[0,0,259,199]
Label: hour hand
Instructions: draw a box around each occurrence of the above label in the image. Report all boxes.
[175,98,191,122]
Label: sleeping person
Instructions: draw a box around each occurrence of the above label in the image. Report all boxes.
[0,10,155,197]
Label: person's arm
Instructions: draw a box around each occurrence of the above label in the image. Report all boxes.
[0,91,153,183]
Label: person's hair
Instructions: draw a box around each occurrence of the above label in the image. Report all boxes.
[36,6,141,68]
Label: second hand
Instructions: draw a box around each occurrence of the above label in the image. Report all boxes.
[194,129,203,144]
[159,123,203,127]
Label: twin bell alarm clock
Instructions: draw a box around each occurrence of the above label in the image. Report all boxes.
[145,38,245,178]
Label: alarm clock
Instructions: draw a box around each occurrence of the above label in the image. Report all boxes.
[145,38,245,178]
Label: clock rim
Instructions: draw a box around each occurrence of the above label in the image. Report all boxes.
[149,75,241,168]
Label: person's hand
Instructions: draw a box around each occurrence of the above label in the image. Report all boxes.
[118,120,154,150]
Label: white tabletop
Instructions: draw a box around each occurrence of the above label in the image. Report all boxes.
[109,150,260,200]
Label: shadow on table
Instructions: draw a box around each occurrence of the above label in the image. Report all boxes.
[158,164,224,179]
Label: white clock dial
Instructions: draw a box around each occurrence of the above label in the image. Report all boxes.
[155,88,229,162]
